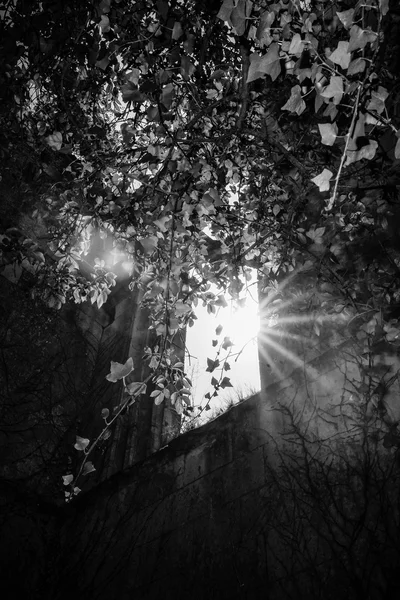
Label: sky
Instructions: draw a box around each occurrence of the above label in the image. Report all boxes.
[185,283,261,408]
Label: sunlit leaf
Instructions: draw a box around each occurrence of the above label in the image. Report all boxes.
[318,123,338,146]
[345,141,378,166]
[311,169,333,192]
[347,58,366,76]
[106,357,134,382]
[281,85,306,115]
[348,25,377,53]
[62,474,74,486]
[329,41,350,70]
[336,9,354,29]
[74,436,90,451]
[46,131,62,151]
[83,461,96,475]
[222,336,233,350]
[395,138,400,160]
[320,76,343,105]
[172,21,183,40]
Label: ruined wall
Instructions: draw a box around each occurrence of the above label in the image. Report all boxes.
[38,339,400,600]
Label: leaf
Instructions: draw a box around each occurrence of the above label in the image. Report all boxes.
[62,474,74,486]
[348,25,377,53]
[106,357,134,382]
[74,436,90,451]
[217,0,235,21]
[256,10,275,47]
[126,382,147,396]
[247,43,281,83]
[206,357,220,372]
[215,324,223,335]
[82,461,96,475]
[220,377,233,389]
[231,0,252,36]
[101,408,110,419]
[172,21,183,40]
[222,336,233,350]
[347,58,366,76]
[329,41,351,70]
[289,33,303,56]
[395,138,400,160]
[311,169,333,192]
[154,391,165,405]
[281,85,306,115]
[46,131,63,151]
[139,236,158,254]
[211,376,219,387]
[215,295,228,308]
[212,339,218,347]
[379,0,389,16]
[318,123,338,146]
[181,55,195,80]
[273,204,281,216]
[153,216,171,232]
[320,76,343,105]
[336,9,354,29]
[345,140,378,166]
[121,83,143,102]
[224,362,231,371]
[161,83,174,109]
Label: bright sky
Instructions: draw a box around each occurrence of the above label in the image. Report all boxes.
[185,283,261,408]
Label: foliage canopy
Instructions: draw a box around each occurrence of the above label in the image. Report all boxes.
[1,0,400,407]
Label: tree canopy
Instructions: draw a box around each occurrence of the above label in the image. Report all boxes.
[1,0,400,412]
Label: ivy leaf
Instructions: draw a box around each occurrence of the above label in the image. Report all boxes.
[212,339,218,347]
[336,9,354,29]
[224,362,231,371]
[46,131,63,151]
[217,0,235,21]
[172,21,183,40]
[311,169,333,192]
[101,408,110,419]
[74,436,90,451]
[347,58,366,76]
[329,41,351,70]
[206,357,220,372]
[320,76,343,105]
[345,141,378,166]
[62,474,74,486]
[106,357,134,382]
[222,336,233,350]
[220,377,233,389]
[281,85,306,115]
[125,382,147,396]
[348,25,377,53]
[139,236,158,254]
[256,10,275,48]
[247,43,281,83]
[288,33,303,56]
[318,123,338,146]
[215,324,223,336]
[121,83,143,103]
[215,295,228,308]
[181,55,195,80]
[82,461,96,476]
[395,138,400,160]
[161,83,174,109]
[379,0,389,15]
[211,376,219,387]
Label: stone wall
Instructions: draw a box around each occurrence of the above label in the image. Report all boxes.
[37,339,400,599]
